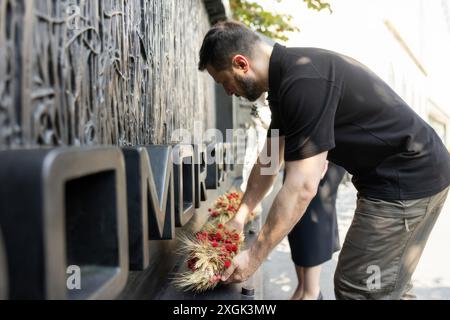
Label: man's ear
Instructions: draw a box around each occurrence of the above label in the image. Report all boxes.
[232,55,249,72]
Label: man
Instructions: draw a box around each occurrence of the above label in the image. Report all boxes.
[198,20,450,299]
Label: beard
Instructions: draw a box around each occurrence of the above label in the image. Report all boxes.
[234,74,264,102]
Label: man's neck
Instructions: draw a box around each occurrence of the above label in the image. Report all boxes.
[254,42,274,92]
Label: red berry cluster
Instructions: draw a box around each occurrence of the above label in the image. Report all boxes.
[190,224,241,274]
[208,191,242,220]
[187,257,198,271]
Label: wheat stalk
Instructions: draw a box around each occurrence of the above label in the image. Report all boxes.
[172,190,248,292]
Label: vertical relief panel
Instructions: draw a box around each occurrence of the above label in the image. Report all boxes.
[0,0,215,149]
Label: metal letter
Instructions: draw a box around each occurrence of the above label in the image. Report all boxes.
[145,145,176,240]
[0,147,128,299]
[172,144,195,227]
[193,144,207,208]
[122,145,175,271]
[206,143,224,189]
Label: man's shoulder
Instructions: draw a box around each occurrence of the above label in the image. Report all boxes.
[280,47,338,79]
[284,46,340,58]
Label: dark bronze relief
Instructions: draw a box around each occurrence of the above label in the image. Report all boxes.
[0,0,214,149]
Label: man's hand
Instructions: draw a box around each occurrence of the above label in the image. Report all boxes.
[224,218,245,234]
[225,203,251,234]
[221,249,261,284]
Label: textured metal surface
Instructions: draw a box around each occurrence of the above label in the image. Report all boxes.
[0,0,215,149]
[203,0,227,24]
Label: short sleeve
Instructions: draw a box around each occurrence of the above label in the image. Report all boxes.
[280,78,339,161]
[267,101,285,138]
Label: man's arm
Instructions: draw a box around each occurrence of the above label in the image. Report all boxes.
[231,136,285,228]
[222,151,328,283]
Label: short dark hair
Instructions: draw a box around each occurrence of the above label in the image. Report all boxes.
[198,20,261,71]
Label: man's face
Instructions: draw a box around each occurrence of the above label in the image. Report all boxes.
[206,57,264,102]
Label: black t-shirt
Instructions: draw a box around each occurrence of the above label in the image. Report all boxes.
[268,43,450,200]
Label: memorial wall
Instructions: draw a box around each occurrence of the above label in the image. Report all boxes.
[0,0,238,299]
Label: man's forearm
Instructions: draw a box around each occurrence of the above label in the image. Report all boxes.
[234,137,284,225]
[249,184,314,264]
[234,161,278,224]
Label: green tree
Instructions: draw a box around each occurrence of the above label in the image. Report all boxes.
[229,0,332,41]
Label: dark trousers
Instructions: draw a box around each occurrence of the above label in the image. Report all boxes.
[334,186,449,299]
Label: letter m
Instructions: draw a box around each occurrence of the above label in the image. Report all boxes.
[123,145,175,244]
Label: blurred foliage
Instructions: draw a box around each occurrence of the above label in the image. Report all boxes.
[229,0,332,41]
[303,0,332,12]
